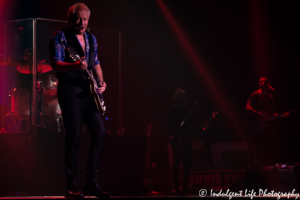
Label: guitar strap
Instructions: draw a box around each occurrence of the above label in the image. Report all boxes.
[62,28,84,59]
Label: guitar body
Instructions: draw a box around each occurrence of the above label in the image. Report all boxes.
[87,76,105,114]
[244,113,266,133]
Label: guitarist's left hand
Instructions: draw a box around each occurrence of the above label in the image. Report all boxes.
[283,111,290,118]
[274,111,290,118]
[97,81,106,93]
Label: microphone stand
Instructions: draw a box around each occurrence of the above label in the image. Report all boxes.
[178,101,197,131]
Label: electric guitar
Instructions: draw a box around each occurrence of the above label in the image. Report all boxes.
[244,109,297,133]
[170,111,218,145]
[67,47,106,114]
[197,111,218,131]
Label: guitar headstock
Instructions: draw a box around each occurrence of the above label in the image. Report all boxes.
[67,47,81,62]
[212,111,218,118]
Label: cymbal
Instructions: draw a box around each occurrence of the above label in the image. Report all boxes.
[38,63,53,73]
[17,63,52,74]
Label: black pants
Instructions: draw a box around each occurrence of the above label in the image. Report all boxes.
[170,136,192,190]
[247,126,278,166]
[58,80,106,180]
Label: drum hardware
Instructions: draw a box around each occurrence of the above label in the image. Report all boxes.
[42,98,63,133]
[21,115,27,131]
[42,74,58,100]
[4,113,14,131]
[39,73,62,132]
[56,113,63,133]
[4,112,29,132]
[11,88,30,120]
[1,56,23,131]
[4,55,33,130]
[2,55,62,133]
[36,74,45,125]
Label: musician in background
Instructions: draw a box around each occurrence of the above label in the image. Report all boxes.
[167,88,196,195]
[246,77,275,120]
[49,3,110,197]
[245,77,288,166]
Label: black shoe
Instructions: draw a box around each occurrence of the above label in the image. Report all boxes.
[65,178,83,198]
[82,183,111,197]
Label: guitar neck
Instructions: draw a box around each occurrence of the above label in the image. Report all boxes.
[265,109,297,121]
[269,114,284,121]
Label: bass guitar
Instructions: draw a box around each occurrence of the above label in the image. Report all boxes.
[67,47,106,114]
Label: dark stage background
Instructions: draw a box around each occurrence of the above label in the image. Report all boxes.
[0,0,300,196]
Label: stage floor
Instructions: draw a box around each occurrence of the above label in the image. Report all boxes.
[0,195,202,199]
[1,194,300,199]
[0,131,298,197]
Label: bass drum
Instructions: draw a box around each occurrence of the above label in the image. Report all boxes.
[43,98,64,133]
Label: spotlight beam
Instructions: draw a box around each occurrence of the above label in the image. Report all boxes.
[156,0,245,137]
[249,0,269,77]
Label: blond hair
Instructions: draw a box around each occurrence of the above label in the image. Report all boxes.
[67,3,91,23]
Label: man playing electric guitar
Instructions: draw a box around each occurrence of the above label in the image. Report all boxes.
[245,77,289,167]
[49,3,110,198]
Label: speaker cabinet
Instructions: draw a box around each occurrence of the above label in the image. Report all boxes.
[211,142,248,170]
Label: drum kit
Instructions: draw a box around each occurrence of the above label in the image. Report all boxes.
[1,57,63,133]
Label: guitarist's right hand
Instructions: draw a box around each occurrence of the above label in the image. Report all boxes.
[75,59,87,70]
